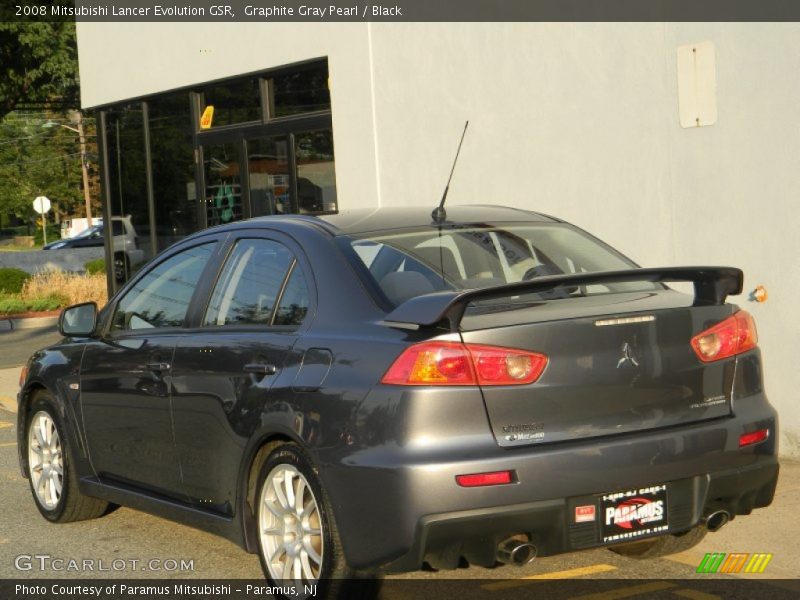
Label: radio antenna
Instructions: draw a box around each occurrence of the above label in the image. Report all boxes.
[431,120,469,223]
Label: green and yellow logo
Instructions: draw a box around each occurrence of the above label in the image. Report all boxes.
[697,552,773,574]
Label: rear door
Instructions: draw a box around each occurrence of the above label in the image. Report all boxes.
[170,233,313,513]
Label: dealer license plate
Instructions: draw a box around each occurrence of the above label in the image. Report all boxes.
[600,484,669,544]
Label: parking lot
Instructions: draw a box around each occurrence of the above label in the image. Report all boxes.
[1,361,798,597]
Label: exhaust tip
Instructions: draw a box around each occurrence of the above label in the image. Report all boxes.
[497,539,537,566]
[705,510,730,532]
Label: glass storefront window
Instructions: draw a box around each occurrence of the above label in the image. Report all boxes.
[105,104,152,284]
[295,130,337,214]
[149,94,198,252]
[271,64,330,118]
[247,137,291,216]
[100,61,337,290]
[204,142,243,227]
[201,79,261,127]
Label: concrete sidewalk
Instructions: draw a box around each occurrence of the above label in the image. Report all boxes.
[0,366,19,412]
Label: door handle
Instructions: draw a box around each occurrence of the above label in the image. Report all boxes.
[244,363,277,375]
[146,362,171,372]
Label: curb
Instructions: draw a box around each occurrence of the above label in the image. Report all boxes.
[0,315,59,331]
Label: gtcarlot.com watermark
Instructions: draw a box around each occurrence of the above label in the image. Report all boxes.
[14,554,195,573]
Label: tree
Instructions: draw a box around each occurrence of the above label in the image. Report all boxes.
[0,20,98,228]
[0,21,79,119]
[0,111,99,225]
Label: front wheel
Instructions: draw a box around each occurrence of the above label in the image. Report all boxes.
[26,391,109,522]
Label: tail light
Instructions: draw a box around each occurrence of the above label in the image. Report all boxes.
[691,310,758,363]
[381,341,548,386]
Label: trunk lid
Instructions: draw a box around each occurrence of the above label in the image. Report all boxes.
[459,290,737,447]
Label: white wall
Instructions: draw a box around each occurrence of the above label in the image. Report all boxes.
[364,23,800,456]
[76,22,800,456]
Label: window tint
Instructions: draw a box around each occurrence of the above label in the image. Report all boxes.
[271,64,330,118]
[343,224,655,308]
[273,266,310,326]
[111,221,124,236]
[201,79,261,127]
[112,243,214,331]
[204,239,294,326]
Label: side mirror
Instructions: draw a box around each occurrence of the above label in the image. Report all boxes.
[59,302,98,337]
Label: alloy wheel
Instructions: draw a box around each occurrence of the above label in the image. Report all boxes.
[28,411,63,510]
[259,464,324,583]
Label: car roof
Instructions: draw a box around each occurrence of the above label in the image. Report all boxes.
[243,205,560,237]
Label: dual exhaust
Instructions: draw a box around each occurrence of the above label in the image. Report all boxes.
[704,510,731,532]
[495,511,728,567]
[496,537,537,566]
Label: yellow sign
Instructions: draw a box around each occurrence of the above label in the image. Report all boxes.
[199,105,214,129]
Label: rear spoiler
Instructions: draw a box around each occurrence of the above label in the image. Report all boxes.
[381,266,743,330]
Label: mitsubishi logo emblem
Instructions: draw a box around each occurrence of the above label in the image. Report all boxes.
[616,342,640,368]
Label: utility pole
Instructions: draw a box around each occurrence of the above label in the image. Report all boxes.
[73,111,93,222]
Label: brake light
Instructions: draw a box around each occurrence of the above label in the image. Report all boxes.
[739,429,769,447]
[691,311,758,362]
[381,341,547,386]
[456,470,515,487]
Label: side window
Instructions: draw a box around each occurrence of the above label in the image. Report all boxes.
[273,266,310,326]
[112,220,124,236]
[112,243,215,331]
[204,239,295,326]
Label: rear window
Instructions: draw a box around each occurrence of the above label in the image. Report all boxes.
[339,223,658,308]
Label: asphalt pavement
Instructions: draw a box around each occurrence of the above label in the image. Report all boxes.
[0,323,62,369]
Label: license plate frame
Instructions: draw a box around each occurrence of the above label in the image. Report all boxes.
[600,484,669,544]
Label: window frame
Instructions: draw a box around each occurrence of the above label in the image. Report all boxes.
[99,234,226,339]
[193,229,317,333]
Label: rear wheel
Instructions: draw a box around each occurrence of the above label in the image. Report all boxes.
[114,252,129,283]
[608,526,707,559]
[255,444,378,599]
[26,391,109,522]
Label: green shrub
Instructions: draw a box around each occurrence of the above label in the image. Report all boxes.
[0,267,30,293]
[28,294,68,312]
[0,294,26,314]
[33,224,61,246]
[84,258,106,275]
[0,292,66,315]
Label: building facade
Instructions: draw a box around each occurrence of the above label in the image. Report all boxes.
[76,23,800,457]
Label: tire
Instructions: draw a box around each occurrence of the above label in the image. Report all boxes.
[25,390,109,523]
[254,443,379,599]
[114,253,129,283]
[608,525,707,559]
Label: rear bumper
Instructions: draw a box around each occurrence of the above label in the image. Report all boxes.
[391,459,778,572]
[321,390,778,572]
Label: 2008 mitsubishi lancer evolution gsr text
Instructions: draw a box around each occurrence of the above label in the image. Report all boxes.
[18,206,778,595]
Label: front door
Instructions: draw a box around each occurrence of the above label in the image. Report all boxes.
[80,242,217,498]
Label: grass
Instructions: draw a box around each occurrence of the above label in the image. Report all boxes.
[0,293,64,314]
[0,270,107,316]
[0,245,39,252]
